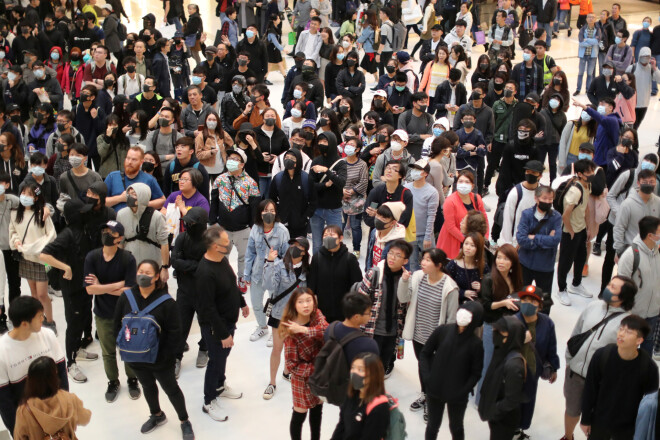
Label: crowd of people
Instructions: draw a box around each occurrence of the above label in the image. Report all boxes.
[0,0,659,439]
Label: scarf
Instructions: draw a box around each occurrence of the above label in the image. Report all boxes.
[518,62,539,101]
[383,264,402,332]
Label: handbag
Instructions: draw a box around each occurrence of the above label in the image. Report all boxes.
[263,277,301,318]
[164,203,181,237]
[566,312,623,357]
[184,33,197,47]
[474,30,486,45]
[12,213,35,262]
[401,0,423,26]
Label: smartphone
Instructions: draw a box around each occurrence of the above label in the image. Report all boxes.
[370,202,378,210]
[197,124,204,132]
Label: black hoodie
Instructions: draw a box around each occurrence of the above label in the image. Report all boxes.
[495,135,540,200]
[310,132,347,209]
[85,181,117,248]
[171,207,208,296]
[269,148,317,233]
[478,316,527,422]
[420,301,485,402]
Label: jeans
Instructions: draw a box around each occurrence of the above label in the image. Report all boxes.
[476,322,494,405]
[167,16,183,32]
[310,207,343,254]
[577,56,597,92]
[520,369,540,429]
[132,362,189,421]
[249,281,267,327]
[640,316,659,355]
[176,289,207,360]
[557,229,587,292]
[373,334,397,373]
[342,212,363,253]
[95,315,136,381]
[425,396,468,440]
[538,22,553,48]
[554,10,569,32]
[259,176,271,200]
[409,235,426,272]
[537,143,559,182]
[62,289,92,366]
[201,325,234,405]
[226,227,250,278]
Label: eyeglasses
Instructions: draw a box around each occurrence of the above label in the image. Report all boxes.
[388,252,405,260]
[178,178,190,183]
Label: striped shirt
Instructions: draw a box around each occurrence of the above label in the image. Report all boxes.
[344,158,369,197]
[413,274,447,344]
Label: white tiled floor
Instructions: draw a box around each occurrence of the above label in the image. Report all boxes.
[3,1,660,439]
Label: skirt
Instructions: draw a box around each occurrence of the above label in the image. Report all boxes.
[268,316,280,328]
[360,52,378,74]
[267,43,283,64]
[19,259,47,281]
[291,373,322,409]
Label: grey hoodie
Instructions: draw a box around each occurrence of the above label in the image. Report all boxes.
[613,190,660,254]
[371,147,415,187]
[117,182,169,265]
[45,127,85,157]
[625,47,660,108]
[606,153,660,225]
[618,235,660,318]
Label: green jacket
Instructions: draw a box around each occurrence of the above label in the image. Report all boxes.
[492,98,518,144]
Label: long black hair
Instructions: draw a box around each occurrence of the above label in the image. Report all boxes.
[16,183,46,228]
[283,240,310,274]
[254,199,279,228]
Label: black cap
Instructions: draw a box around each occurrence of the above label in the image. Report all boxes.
[294,51,306,60]
[103,220,124,236]
[578,142,595,153]
[525,92,540,104]
[523,160,544,173]
[6,103,19,112]
[288,236,310,251]
[431,24,443,31]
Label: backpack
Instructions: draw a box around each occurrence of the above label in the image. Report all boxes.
[124,207,161,248]
[308,322,368,405]
[616,169,636,198]
[116,290,172,363]
[117,22,127,41]
[273,170,310,200]
[552,176,583,214]
[366,394,407,440]
[493,183,523,236]
[630,243,643,289]
[391,21,407,52]
[151,129,178,152]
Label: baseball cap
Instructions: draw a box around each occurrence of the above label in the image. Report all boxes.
[101,4,113,11]
[396,51,410,63]
[525,92,541,104]
[518,285,543,303]
[523,160,544,173]
[410,158,430,174]
[288,236,310,251]
[578,142,595,153]
[205,46,217,54]
[103,220,124,236]
[226,148,247,163]
[302,119,317,130]
[374,89,387,98]
[391,129,409,143]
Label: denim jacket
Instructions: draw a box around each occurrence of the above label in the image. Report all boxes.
[516,206,562,272]
[244,222,290,284]
[263,259,307,320]
[357,26,375,53]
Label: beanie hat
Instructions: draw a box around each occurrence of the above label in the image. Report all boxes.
[382,201,405,222]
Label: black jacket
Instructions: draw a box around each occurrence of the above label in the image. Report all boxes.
[310,132,347,209]
[27,74,63,110]
[336,68,366,113]
[289,73,324,110]
[210,173,260,231]
[433,81,468,117]
[420,38,448,72]
[330,394,390,440]
[508,102,547,143]
[151,52,172,98]
[587,74,634,107]
[532,0,557,24]
[308,244,363,322]
[478,316,527,422]
[420,301,485,401]
[171,208,208,295]
[236,37,268,80]
[255,126,290,175]
[200,59,228,93]
[364,183,414,229]
[496,138,539,199]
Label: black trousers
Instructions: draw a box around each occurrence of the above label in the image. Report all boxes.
[132,362,189,421]
[378,51,394,77]
[633,107,647,131]
[412,340,426,393]
[62,288,92,365]
[484,141,506,188]
[2,249,21,307]
[176,290,207,360]
[425,396,468,440]
[373,334,397,372]
[488,409,521,440]
[537,143,559,182]
[600,221,616,293]
[557,229,587,292]
[521,266,554,315]
[588,424,635,440]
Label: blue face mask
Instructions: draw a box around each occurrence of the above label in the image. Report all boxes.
[293,89,302,99]
[50,52,60,61]
[615,36,622,44]
[643,22,651,29]
[226,159,241,172]
[191,76,202,85]
[522,53,532,62]
[19,195,34,207]
[343,145,356,156]
[433,127,444,137]
[641,161,656,171]
[30,166,45,176]
[395,85,406,92]
[520,302,538,317]
[337,53,345,60]
[581,110,591,122]
[602,287,617,304]
[246,30,255,39]
[549,99,560,109]
[578,152,592,160]
[597,105,606,115]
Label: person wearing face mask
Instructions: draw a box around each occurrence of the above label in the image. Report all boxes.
[144,107,183,170]
[236,25,268,83]
[184,67,218,107]
[284,82,317,120]
[0,173,21,333]
[128,77,164,122]
[557,110,598,174]
[45,46,66,89]
[510,46,545,100]
[331,352,391,439]
[605,132,638,188]
[403,159,439,270]
[73,84,107,169]
[397,92,434,160]
[366,157,414,238]
[97,114,131,178]
[513,286,559,440]
[39,199,100,385]
[572,98,621,168]
[560,275,636,440]
[336,51,367,115]
[605,29,633,76]
[221,75,249,138]
[496,118,542,205]
[167,35,192,102]
[290,59,325,110]
[338,138,368,255]
[26,103,56,156]
[625,47,660,130]
[19,152,59,219]
[113,258,195,437]
[484,81,518,192]
[419,301,484,439]
[11,21,40,66]
[432,68,467,121]
[574,13,602,97]
[58,143,102,205]
[4,66,31,125]
[281,52,307,106]
[586,59,631,107]
[537,93,566,182]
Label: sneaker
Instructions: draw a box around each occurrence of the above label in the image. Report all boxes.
[568,283,592,298]
[217,382,242,399]
[282,371,291,382]
[76,348,98,361]
[263,384,276,400]
[264,79,273,85]
[572,90,581,96]
[249,326,269,342]
[68,363,87,383]
[48,285,62,297]
[567,28,572,37]
[582,264,589,277]
[557,290,572,306]
[352,251,360,259]
[196,350,209,368]
[592,242,602,256]
[410,393,426,412]
[517,430,531,439]
[80,335,93,349]
[203,399,228,422]
[42,320,57,336]
[483,188,490,196]
[484,203,492,213]
[237,277,248,294]
[180,420,195,440]
[140,413,167,434]
[105,380,120,403]
[128,377,141,400]
[266,333,273,347]
[384,364,393,379]
[370,85,378,91]
[175,359,182,379]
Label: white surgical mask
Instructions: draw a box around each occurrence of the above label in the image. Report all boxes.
[206,121,217,130]
[293,89,302,99]
[390,141,403,152]
[291,108,302,118]
[597,105,606,115]
[456,309,473,326]
[410,169,424,181]
[344,145,356,156]
[456,182,472,194]
[581,111,591,122]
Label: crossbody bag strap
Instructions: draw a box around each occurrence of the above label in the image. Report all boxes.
[21,213,35,245]
[66,170,82,200]
[319,159,342,183]
[230,176,249,206]
[589,311,624,336]
[270,276,301,305]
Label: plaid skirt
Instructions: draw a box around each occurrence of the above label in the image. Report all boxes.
[291,373,322,409]
[19,259,47,281]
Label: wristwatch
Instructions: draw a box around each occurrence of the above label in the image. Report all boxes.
[161,264,170,269]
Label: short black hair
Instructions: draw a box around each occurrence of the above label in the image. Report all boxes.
[8,296,43,328]
[638,169,656,181]
[394,72,407,83]
[385,159,406,179]
[638,216,660,240]
[618,29,629,39]
[599,97,616,109]
[0,172,10,184]
[411,91,428,102]
[69,143,88,156]
[449,68,462,82]
[462,109,476,119]
[342,291,372,319]
[203,224,226,250]
[30,152,47,166]
[389,239,413,259]
[376,204,394,220]
[573,158,596,175]
[620,314,650,338]
[613,275,637,311]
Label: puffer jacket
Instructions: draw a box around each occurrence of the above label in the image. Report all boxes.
[244,222,290,284]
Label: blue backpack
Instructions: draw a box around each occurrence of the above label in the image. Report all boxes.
[116,290,172,364]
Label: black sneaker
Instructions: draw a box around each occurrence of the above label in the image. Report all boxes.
[573,90,581,96]
[140,413,167,434]
[264,79,273,85]
[568,28,572,37]
[128,377,141,400]
[183,342,190,352]
[105,380,120,403]
[592,242,602,256]
[80,335,93,349]
[181,420,195,440]
[282,371,291,382]
[384,364,393,379]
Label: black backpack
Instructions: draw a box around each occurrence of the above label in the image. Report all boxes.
[308,322,367,406]
[553,177,583,214]
[124,207,161,248]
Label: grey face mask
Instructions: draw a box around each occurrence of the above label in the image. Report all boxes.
[322,236,338,250]
[136,274,153,288]
[232,84,243,94]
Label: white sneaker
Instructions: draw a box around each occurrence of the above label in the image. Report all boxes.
[75,348,98,361]
[263,384,276,400]
[48,286,62,297]
[217,382,242,399]
[249,326,268,342]
[568,283,592,298]
[68,363,87,383]
[557,290,572,306]
[266,333,273,347]
[203,399,228,422]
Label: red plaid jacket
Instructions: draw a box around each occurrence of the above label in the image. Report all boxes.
[356,261,407,338]
[284,309,329,378]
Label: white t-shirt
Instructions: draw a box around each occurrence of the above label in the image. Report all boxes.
[0,329,65,387]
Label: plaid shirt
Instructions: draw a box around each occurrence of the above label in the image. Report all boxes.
[212,171,259,212]
[357,261,407,338]
[584,27,596,57]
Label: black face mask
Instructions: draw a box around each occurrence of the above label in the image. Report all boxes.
[57,123,66,132]
[104,79,114,89]
[129,119,138,129]
[318,117,328,127]
[262,212,276,224]
[373,100,384,109]
[84,195,98,207]
[503,89,514,98]
[385,65,396,74]
[640,183,655,195]
[621,138,633,148]
[55,142,64,152]
[291,142,305,150]
[339,105,349,115]
[237,59,248,66]
[493,331,506,348]
[377,134,387,143]
[142,162,155,172]
[302,68,314,78]
[417,104,427,112]
[102,232,116,246]
[143,84,152,93]
[10,115,20,123]
[70,54,80,61]
[346,59,357,67]
[158,118,170,127]
[185,222,206,236]
[537,201,552,212]
[479,62,489,71]
[317,144,329,155]
[126,65,136,73]
[289,246,303,259]
[295,59,304,70]
[284,158,296,170]
[553,77,562,86]
[494,82,504,91]
[301,132,315,141]
[141,34,151,42]
[524,174,539,184]
[264,118,276,126]
[462,120,474,129]
[374,218,389,231]
[470,92,482,101]
[126,195,138,208]
[363,122,375,131]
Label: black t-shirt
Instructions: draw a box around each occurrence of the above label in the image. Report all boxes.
[83,248,137,319]
[41,227,92,292]
[324,322,379,365]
